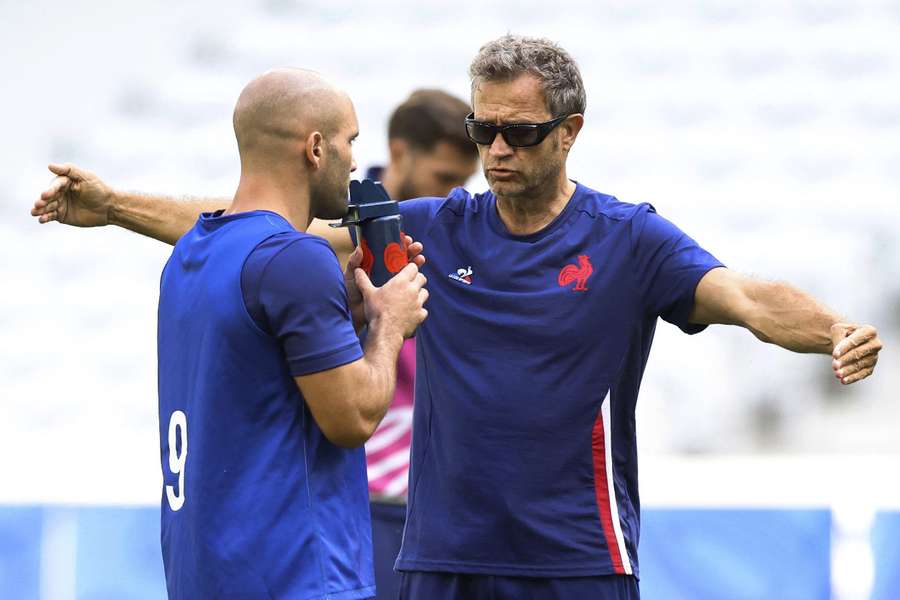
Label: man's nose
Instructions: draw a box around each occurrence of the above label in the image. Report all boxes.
[488,133,514,158]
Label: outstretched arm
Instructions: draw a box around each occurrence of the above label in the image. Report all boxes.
[689,267,883,385]
[33,163,359,254]
[32,163,228,245]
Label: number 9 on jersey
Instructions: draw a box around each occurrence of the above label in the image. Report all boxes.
[166,410,188,511]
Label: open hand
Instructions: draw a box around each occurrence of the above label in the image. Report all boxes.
[31,163,113,227]
[831,323,883,385]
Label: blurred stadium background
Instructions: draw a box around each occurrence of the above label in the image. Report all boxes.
[2,0,898,598]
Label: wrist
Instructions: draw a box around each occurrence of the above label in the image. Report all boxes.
[105,186,124,227]
[366,316,405,350]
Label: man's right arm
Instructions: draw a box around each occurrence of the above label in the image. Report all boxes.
[295,263,428,448]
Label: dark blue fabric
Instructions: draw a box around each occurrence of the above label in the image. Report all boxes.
[157,210,372,600]
[371,501,406,600]
[395,184,723,578]
[399,571,640,600]
[241,227,362,375]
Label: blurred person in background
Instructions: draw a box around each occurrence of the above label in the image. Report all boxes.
[33,87,476,600]
[33,37,883,600]
[357,89,476,600]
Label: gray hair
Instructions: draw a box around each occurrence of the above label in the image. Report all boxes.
[469,35,586,117]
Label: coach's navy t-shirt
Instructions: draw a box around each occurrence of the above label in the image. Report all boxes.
[157,210,372,600]
[395,183,723,578]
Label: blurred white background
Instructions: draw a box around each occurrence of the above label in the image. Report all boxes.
[1,0,897,505]
[3,1,900,598]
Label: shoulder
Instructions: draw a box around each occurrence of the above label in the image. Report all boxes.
[246,231,342,286]
[252,231,338,262]
[574,183,656,224]
[400,187,490,220]
[399,187,490,238]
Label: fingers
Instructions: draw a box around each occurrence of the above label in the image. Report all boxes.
[353,268,376,298]
[830,323,854,353]
[406,240,424,258]
[418,287,429,305]
[38,210,59,224]
[41,176,71,201]
[840,365,876,385]
[830,324,883,385]
[833,338,882,381]
[31,197,51,216]
[404,235,427,267]
[832,324,877,359]
[835,354,878,381]
[397,261,420,281]
[346,246,363,271]
[836,338,882,366]
[48,163,79,179]
[413,271,427,290]
[32,176,68,221]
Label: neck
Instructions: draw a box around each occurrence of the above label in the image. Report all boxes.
[229,170,312,231]
[495,172,576,236]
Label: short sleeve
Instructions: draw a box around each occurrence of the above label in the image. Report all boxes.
[399,196,447,241]
[630,205,724,334]
[244,235,363,376]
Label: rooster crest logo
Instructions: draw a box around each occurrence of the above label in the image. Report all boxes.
[558,255,593,292]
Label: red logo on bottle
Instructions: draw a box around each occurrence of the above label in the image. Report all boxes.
[360,238,374,275]
[384,242,407,273]
[558,255,593,291]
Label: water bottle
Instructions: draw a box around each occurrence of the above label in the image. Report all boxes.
[331,179,408,286]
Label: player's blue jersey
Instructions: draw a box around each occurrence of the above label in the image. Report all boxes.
[157,211,374,600]
[396,183,723,578]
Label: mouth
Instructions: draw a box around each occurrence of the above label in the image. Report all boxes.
[487,167,516,180]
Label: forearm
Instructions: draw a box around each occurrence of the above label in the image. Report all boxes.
[353,319,405,429]
[742,281,842,354]
[109,190,229,245]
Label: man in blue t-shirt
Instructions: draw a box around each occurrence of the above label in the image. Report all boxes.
[155,69,427,599]
[33,39,883,600]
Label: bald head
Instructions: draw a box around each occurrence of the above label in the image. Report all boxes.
[233,68,350,166]
[230,68,359,222]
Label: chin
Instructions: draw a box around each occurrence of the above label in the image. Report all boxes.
[323,203,349,220]
[488,179,524,198]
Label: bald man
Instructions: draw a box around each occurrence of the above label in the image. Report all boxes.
[155,69,427,600]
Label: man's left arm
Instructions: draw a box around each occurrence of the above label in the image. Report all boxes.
[689,267,883,385]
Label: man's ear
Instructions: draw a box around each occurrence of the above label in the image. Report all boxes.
[559,115,584,153]
[388,138,411,169]
[306,132,325,169]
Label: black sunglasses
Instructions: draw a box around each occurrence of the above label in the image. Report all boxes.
[464,113,570,147]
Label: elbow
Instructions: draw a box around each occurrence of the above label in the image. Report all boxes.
[320,417,379,449]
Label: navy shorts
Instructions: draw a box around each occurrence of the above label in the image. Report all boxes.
[370,500,407,600]
[399,571,639,600]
